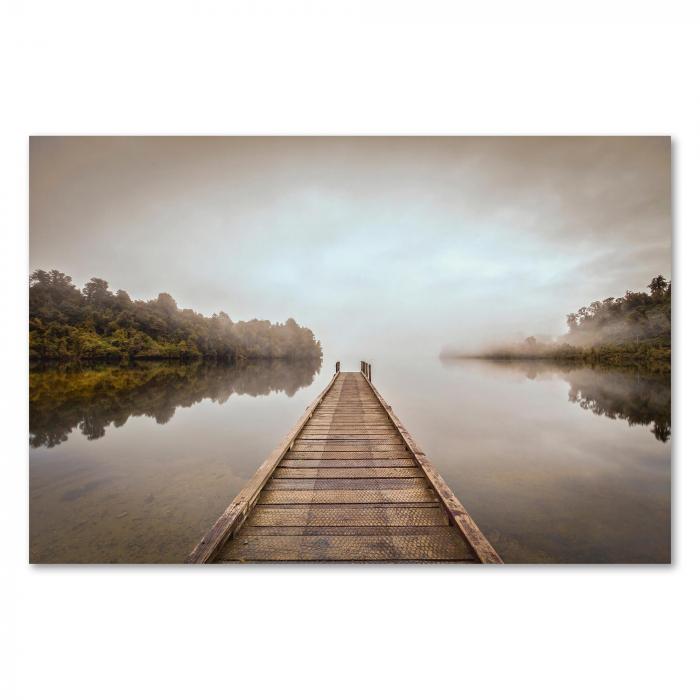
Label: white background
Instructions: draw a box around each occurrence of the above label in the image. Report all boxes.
[1,2,698,699]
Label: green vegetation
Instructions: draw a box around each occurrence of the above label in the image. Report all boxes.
[29,270,322,363]
[483,342,670,371]
[563,274,671,347]
[468,276,671,370]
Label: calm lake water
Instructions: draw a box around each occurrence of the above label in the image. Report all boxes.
[29,356,671,563]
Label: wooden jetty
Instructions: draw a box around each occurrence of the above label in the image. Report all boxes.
[187,362,502,564]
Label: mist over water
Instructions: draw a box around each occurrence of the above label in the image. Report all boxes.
[29,354,670,563]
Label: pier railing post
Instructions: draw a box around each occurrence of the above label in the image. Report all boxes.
[335,361,340,373]
[360,360,372,383]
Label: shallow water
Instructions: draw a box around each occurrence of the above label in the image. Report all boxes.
[29,357,670,563]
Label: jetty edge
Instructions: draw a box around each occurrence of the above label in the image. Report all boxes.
[186,361,502,564]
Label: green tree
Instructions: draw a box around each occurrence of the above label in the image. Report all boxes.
[648,275,668,297]
[29,269,322,364]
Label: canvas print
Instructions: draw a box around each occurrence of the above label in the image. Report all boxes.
[29,136,671,564]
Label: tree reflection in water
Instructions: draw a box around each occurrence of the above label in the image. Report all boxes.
[29,357,322,448]
[484,360,671,442]
[566,369,670,442]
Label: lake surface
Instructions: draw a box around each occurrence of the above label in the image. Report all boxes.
[29,356,671,563]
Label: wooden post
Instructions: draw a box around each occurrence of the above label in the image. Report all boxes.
[368,364,371,383]
[335,361,340,373]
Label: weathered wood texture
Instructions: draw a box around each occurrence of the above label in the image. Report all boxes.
[184,371,341,563]
[187,369,501,564]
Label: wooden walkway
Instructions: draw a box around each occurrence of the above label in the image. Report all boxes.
[187,363,502,564]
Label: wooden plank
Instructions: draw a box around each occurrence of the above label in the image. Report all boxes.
[279,458,417,468]
[304,421,394,426]
[300,434,399,439]
[311,418,388,423]
[294,437,404,444]
[315,409,382,412]
[360,373,503,564]
[318,398,377,402]
[300,430,399,436]
[299,436,400,442]
[308,413,388,417]
[303,426,395,430]
[218,532,474,562]
[279,450,411,460]
[327,400,370,404]
[290,443,406,452]
[185,371,341,563]
[294,437,403,443]
[315,410,382,413]
[296,434,400,438]
[307,414,388,418]
[309,418,393,422]
[247,504,448,526]
[302,423,394,427]
[303,419,389,424]
[274,467,423,479]
[315,405,380,409]
[315,396,383,401]
[237,525,456,536]
[313,405,383,409]
[310,411,386,415]
[265,477,428,490]
[257,488,439,504]
[313,411,386,416]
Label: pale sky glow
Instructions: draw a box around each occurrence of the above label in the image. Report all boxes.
[29,136,672,360]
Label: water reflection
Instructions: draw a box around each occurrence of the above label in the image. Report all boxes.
[465,360,671,442]
[30,357,321,449]
[28,355,671,563]
[403,357,673,562]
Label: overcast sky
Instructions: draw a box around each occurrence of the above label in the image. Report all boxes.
[29,136,671,360]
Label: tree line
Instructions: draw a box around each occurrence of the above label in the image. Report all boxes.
[29,269,323,363]
[467,275,671,369]
[563,275,671,346]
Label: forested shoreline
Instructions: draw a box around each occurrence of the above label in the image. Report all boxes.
[448,275,671,369]
[29,270,322,363]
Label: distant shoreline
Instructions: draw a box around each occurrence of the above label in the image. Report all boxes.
[443,275,671,374]
[441,343,671,372]
[29,355,322,371]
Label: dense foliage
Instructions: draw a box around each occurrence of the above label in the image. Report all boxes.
[564,275,671,347]
[473,276,671,369]
[29,270,322,362]
[483,341,671,370]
